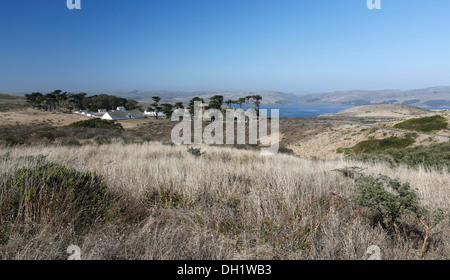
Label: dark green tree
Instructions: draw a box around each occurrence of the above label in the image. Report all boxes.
[69,93,87,110]
[245,95,254,109]
[188,97,204,116]
[148,96,162,119]
[237,98,246,109]
[161,103,174,119]
[25,92,44,109]
[125,99,140,111]
[207,95,224,111]
[174,102,184,109]
[225,100,234,108]
[252,94,263,115]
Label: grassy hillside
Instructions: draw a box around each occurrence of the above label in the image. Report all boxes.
[0,143,448,259]
[298,87,450,108]
[0,93,28,112]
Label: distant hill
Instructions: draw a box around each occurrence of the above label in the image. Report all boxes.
[101,90,301,105]
[297,86,450,108]
[104,86,450,108]
[7,86,450,108]
[319,104,434,119]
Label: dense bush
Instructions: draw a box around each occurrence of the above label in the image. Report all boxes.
[345,136,414,155]
[187,147,205,156]
[61,138,81,146]
[278,146,295,155]
[1,163,122,233]
[0,134,26,146]
[351,173,446,258]
[351,142,450,170]
[67,118,124,130]
[394,115,448,133]
[93,135,111,145]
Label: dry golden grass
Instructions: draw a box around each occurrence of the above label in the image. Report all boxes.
[0,142,448,260]
[288,123,450,160]
[0,109,88,127]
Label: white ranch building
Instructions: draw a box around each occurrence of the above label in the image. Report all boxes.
[144,110,166,118]
[101,110,146,120]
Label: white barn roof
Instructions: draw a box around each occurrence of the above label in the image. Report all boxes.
[102,110,145,120]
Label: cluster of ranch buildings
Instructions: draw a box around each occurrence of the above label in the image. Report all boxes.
[74,106,165,120]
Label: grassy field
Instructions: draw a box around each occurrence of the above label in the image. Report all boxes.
[0,143,449,260]
[0,93,28,112]
[0,104,449,260]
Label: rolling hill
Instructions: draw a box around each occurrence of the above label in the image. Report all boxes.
[297,86,450,108]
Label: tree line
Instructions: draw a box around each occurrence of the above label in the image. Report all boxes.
[148,94,263,119]
[25,90,140,112]
[25,90,263,119]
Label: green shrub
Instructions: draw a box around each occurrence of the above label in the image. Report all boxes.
[336,171,448,259]
[68,118,124,130]
[278,146,294,155]
[0,134,26,146]
[61,138,81,146]
[345,137,414,155]
[93,135,111,145]
[349,173,446,258]
[351,142,450,170]
[2,163,122,233]
[162,141,175,146]
[187,147,205,157]
[354,175,426,229]
[394,115,448,133]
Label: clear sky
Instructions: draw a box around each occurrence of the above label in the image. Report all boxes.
[1,0,450,94]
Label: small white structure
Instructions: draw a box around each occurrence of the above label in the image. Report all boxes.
[80,110,89,115]
[98,109,107,113]
[116,106,126,111]
[144,111,166,118]
[102,110,146,120]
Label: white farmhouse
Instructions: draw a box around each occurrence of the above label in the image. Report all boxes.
[144,110,166,118]
[102,110,146,120]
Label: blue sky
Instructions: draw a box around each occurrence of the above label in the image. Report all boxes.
[1,0,450,93]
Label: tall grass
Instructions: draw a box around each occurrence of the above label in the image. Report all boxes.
[0,143,448,259]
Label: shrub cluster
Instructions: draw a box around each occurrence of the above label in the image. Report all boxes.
[67,118,124,130]
[394,115,448,133]
[351,142,450,170]
[187,147,206,157]
[93,135,111,145]
[1,163,123,233]
[344,136,415,155]
[334,169,448,259]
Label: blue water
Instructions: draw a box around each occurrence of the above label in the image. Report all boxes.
[230,105,354,118]
[230,105,450,118]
